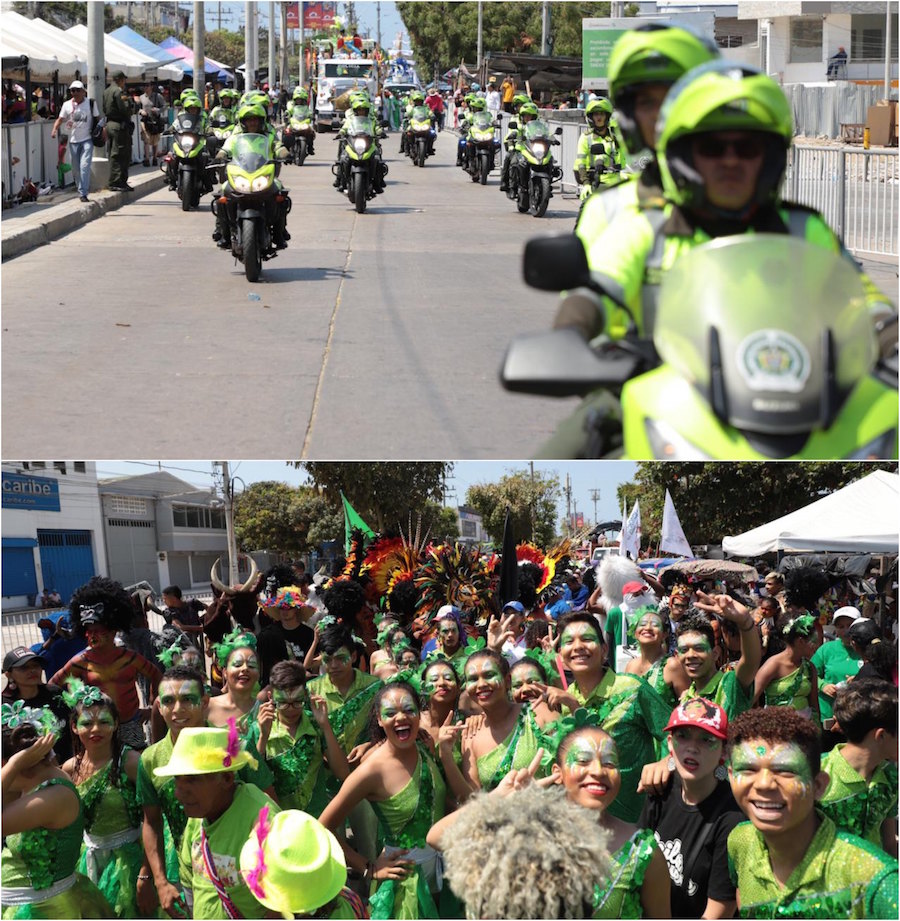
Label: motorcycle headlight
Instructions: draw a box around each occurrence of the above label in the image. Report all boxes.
[643,419,712,460]
[352,137,370,154]
[532,141,548,157]
[250,174,272,192]
[180,134,196,151]
[231,174,252,193]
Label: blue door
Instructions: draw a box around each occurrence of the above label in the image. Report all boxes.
[37,530,95,606]
[2,543,38,598]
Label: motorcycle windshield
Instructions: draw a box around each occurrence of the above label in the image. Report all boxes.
[345,116,373,137]
[523,120,550,143]
[411,105,431,121]
[292,105,311,119]
[230,133,270,173]
[654,235,876,434]
[174,113,200,132]
[472,112,493,130]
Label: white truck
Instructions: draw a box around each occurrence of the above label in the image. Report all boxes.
[315,56,378,131]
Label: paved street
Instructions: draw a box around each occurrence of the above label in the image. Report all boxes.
[1,132,582,459]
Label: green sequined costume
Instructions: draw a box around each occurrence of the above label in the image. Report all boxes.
[727,812,899,918]
[475,704,549,792]
[367,745,446,920]
[75,749,146,918]
[245,710,332,816]
[682,670,753,724]
[637,658,678,710]
[1,778,114,920]
[592,828,656,919]
[763,660,816,720]
[820,745,899,848]
[566,671,670,823]
[308,671,383,755]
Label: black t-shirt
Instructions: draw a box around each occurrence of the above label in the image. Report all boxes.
[257,622,315,686]
[639,775,743,919]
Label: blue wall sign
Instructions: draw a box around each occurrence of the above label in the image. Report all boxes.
[2,473,61,512]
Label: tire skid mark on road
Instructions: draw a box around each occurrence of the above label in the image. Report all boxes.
[300,211,358,457]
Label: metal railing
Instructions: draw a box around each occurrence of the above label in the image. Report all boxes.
[786,144,899,257]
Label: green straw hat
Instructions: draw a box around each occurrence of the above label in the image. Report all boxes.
[240,808,347,915]
[154,724,258,777]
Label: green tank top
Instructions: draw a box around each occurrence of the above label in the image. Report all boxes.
[475,704,546,791]
[76,750,142,836]
[370,745,446,847]
[593,828,656,919]
[1,778,84,890]
[764,660,814,714]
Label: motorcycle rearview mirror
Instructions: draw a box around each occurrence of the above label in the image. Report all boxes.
[523,235,591,291]
[501,328,638,397]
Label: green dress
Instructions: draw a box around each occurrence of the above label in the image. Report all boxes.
[763,660,816,720]
[245,710,332,816]
[75,749,146,919]
[592,828,656,919]
[475,704,549,791]
[308,670,383,755]
[567,671,670,823]
[367,745,446,920]
[637,658,678,710]
[1,778,113,920]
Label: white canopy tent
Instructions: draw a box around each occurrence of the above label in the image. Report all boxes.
[722,470,900,556]
[1,10,86,79]
[66,25,184,81]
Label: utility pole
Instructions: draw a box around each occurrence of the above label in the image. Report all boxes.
[477,1,483,70]
[565,473,572,535]
[279,2,289,90]
[217,462,239,587]
[589,488,601,526]
[268,1,277,87]
[193,1,205,98]
[376,1,382,53]
[541,1,551,56]
[298,1,306,88]
[87,2,104,139]
[886,0,893,101]
[246,2,258,89]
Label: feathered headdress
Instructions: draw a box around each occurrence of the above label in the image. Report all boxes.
[214,629,257,667]
[597,555,643,613]
[414,543,494,622]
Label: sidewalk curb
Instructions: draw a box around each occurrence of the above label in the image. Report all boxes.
[2,174,167,262]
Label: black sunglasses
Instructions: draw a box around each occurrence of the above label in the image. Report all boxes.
[692,135,766,160]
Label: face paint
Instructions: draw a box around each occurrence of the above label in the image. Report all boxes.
[560,625,601,647]
[158,681,204,709]
[464,662,503,689]
[272,688,306,710]
[637,614,663,631]
[228,652,259,671]
[322,650,352,666]
[676,638,713,656]
[510,668,542,691]
[379,691,419,720]
[423,667,457,695]
[730,741,814,790]
[563,733,619,771]
[76,707,115,730]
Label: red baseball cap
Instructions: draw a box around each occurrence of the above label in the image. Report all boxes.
[623,581,646,595]
[664,697,728,740]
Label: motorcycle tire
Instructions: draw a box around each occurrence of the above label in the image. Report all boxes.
[417,140,426,168]
[297,138,308,167]
[353,172,367,214]
[479,154,490,185]
[516,184,530,213]
[182,173,195,212]
[243,218,261,283]
[531,176,551,218]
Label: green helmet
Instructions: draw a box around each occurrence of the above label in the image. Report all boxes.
[220,88,239,102]
[512,93,531,111]
[464,93,477,106]
[350,93,371,115]
[656,62,793,218]
[469,97,486,112]
[236,101,267,128]
[518,101,539,121]
[608,24,719,153]
[180,90,201,106]
[410,91,425,105]
[293,87,309,101]
[585,97,613,127]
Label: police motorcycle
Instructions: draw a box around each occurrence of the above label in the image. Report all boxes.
[333,115,387,214]
[405,104,436,167]
[161,108,213,211]
[215,133,291,282]
[464,110,501,184]
[282,103,316,165]
[501,234,898,459]
[507,117,563,218]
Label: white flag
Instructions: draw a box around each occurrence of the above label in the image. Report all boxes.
[621,500,641,559]
[661,489,694,558]
[616,498,626,547]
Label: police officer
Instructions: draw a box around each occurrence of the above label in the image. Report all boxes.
[573,97,625,202]
[103,70,136,191]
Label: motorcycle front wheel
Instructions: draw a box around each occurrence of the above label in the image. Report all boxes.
[242,218,261,282]
[531,175,551,218]
[181,173,194,212]
[353,172,367,213]
[297,138,308,166]
[479,152,490,185]
[417,140,426,168]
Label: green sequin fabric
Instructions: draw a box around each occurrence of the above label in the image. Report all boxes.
[763,660,814,715]
[592,828,656,919]
[76,749,142,833]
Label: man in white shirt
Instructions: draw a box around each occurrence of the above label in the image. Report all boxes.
[51,80,98,202]
[486,81,502,117]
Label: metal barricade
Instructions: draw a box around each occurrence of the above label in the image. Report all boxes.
[786,144,899,257]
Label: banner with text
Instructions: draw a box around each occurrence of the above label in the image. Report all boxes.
[287,2,337,31]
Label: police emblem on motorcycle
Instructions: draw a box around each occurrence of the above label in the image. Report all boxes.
[736,330,811,393]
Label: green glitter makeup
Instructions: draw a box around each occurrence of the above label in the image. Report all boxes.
[730,741,813,790]
[564,734,619,770]
[423,667,456,695]
[379,691,419,720]
[158,681,204,709]
[76,707,115,730]
[676,638,712,655]
[464,664,503,689]
[272,689,306,710]
[560,626,600,646]
[322,650,352,666]
[637,613,663,631]
[228,653,259,670]
[510,668,542,691]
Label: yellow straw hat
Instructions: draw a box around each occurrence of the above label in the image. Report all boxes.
[154,724,259,777]
[240,808,347,916]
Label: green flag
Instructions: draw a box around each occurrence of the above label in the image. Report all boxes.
[342,491,375,553]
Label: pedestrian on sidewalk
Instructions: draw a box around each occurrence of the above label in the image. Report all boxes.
[139,81,167,167]
[51,80,99,202]
[103,70,136,191]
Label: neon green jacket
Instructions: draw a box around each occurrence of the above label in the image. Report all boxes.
[573,128,626,185]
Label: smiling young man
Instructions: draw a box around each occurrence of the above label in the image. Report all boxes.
[726,707,898,919]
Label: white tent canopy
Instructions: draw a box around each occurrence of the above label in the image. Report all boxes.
[1,10,86,79]
[722,470,900,556]
[67,25,184,81]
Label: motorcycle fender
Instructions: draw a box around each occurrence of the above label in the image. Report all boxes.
[237,207,265,220]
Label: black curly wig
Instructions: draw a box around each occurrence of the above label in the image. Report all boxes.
[517,562,543,610]
[387,579,419,628]
[784,566,831,612]
[323,579,366,624]
[69,576,135,638]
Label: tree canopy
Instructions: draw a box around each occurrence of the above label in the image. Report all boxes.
[465,469,560,546]
[617,462,896,550]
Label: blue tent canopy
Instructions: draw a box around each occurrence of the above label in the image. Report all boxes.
[158,35,233,83]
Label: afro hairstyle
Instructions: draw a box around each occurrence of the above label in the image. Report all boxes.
[69,576,135,637]
[323,579,366,624]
